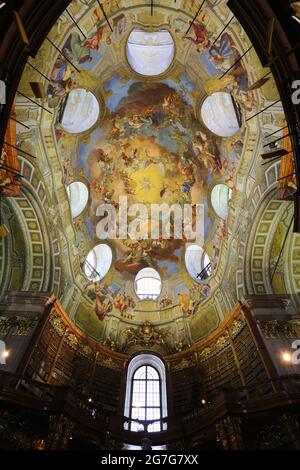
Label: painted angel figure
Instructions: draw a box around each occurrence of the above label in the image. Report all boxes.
[185,22,211,52]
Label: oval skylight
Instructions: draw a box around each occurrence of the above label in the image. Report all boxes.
[60,88,100,134]
[201,92,242,137]
[126,29,175,76]
[185,244,212,282]
[135,268,162,300]
[211,184,232,220]
[84,244,113,282]
[67,181,89,218]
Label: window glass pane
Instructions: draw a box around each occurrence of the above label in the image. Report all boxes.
[133,366,147,380]
[148,421,161,433]
[84,244,112,281]
[147,392,160,406]
[146,408,160,420]
[126,29,175,76]
[185,244,212,283]
[147,367,159,380]
[61,88,100,134]
[201,92,241,137]
[135,268,162,300]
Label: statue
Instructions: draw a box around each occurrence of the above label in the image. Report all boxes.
[141,438,152,451]
[123,321,168,351]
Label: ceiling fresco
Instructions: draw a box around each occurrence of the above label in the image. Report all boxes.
[14,0,287,348]
[52,4,252,292]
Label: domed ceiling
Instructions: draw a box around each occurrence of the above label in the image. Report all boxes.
[16,0,284,352]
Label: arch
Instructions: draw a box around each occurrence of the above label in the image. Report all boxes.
[241,161,292,298]
[124,354,168,431]
[0,156,61,300]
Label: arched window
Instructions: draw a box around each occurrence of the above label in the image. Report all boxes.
[135,268,162,300]
[124,354,167,433]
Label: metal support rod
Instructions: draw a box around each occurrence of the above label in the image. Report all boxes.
[0,162,21,172]
[263,131,293,148]
[277,172,296,182]
[0,164,22,177]
[16,90,53,114]
[151,0,154,16]
[27,62,51,82]
[2,141,36,159]
[220,45,253,79]
[97,1,113,32]
[185,0,206,36]
[246,99,281,122]
[9,116,30,129]
[84,258,102,280]
[211,16,234,46]
[258,70,272,81]
[271,215,294,281]
[46,37,81,73]
[265,125,289,139]
[0,186,15,194]
[66,9,87,39]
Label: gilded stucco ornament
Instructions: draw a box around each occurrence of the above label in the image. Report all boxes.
[97,354,122,370]
[258,319,300,340]
[171,356,197,372]
[49,315,66,337]
[123,321,168,352]
[0,315,38,336]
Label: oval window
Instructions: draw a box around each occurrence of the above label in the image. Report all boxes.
[84,244,113,281]
[67,181,89,218]
[211,184,232,220]
[201,92,242,137]
[185,244,212,282]
[60,88,100,133]
[126,29,175,76]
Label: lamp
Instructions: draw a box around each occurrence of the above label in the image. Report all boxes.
[281,352,292,363]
